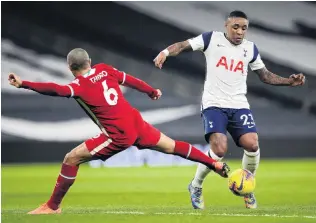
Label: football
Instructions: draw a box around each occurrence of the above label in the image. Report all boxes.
[228,169,256,196]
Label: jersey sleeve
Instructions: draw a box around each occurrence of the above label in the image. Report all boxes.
[111,67,127,84]
[249,44,265,71]
[188,32,213,52]
[21,81,74,97]
[110,65,156,95]
[67,79,83,97]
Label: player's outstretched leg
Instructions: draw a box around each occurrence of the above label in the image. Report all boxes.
[153,133,230,178]
[239,133,260,209]
[174,141,230,177]
[27,142,92,214]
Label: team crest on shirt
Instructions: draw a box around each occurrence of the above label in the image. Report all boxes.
[243,49,248,57]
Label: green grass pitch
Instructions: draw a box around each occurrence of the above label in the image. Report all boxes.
[2,159,316,223]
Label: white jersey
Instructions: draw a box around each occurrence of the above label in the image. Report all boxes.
[188,31,265,109]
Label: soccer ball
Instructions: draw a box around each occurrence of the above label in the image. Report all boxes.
[228,169,256,196]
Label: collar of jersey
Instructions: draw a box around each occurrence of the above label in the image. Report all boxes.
[83,69,92,77]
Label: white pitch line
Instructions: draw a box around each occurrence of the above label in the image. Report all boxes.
[104,211,145,215]
[209,213,316,219]
[102,211,316,219]
[4,209,316,219]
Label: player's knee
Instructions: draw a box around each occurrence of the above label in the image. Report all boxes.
[240,133,259,153]
[63,151,80,166]
[244,140,259,153]
[210,137,227,157]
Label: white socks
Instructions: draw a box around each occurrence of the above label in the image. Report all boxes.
[242,149,260,176]
[191,148,260,188]
[191,149,223,188]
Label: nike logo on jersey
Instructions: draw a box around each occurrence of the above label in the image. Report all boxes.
[217,44,225,47]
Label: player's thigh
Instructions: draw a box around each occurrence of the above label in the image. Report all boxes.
[202,107,228,143]
[134,121,162,150]
[239,132,259,152]
[85,133,126,161]
[228,108,257,147]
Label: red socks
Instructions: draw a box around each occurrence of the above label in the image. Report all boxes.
[174,141,216,170]
[47,163,79,210]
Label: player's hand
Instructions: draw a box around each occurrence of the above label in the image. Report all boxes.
[213,162,230,178]
[149,89,162,100]
[8,73,22,88]
[153,51,167,69]
[289,73,305,86]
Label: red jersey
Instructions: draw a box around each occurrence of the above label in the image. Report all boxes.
[21,63,159,147]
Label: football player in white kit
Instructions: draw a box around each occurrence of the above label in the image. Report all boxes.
[153,11,305,209]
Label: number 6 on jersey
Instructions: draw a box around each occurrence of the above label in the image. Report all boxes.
[102,80,118,105]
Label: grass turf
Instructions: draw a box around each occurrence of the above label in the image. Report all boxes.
[2,159,316,223]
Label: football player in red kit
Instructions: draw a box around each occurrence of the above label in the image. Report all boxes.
[8,48,230,214]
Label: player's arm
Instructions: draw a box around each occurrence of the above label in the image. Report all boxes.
[254,67,305,86]
[153,41,192,69]
[109,65,161,100]
[153,32,212,69]
[8,73,73,97]
[249,44,305,87]
[122,73,162,100]
[163,40,193,57]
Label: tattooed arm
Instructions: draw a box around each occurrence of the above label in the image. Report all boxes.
[254,67,305,87]
[254,67,291,86]
[153,40,192,69]
[164,40,193,56]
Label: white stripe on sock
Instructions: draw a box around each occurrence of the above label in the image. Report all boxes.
[59,173,76,180]
[186,144,192,158]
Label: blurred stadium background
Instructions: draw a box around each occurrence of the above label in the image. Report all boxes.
[2,1,316,165]
[2,2,316,222]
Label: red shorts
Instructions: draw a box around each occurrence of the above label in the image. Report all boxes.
[85,120,161,161]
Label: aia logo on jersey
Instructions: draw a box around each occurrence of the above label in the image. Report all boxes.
[216,56,244,74]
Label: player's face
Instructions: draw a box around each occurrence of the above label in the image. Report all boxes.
[225,17,249,45]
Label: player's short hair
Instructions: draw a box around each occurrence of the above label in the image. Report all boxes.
[67,48,90,71]
[228,10,248,20]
